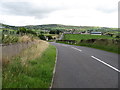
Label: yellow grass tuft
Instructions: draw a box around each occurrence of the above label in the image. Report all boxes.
[18,35,37,42]
[19,40,49,65]
[2,39,49,66]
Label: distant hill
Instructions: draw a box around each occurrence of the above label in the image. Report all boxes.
[0,23,118,32]
[0,23,19,30]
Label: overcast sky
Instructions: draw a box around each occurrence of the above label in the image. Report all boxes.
[0,0,119,27]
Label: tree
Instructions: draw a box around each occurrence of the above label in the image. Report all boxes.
[38,35,46,40]
[49,30,62,34]
[47,36,53,40]
[19,27,27,33]
[49,30,56,34]
[17,27,27,35]
[26,30,37,35]
[40,31,44,35]
[115,35,120,38]
[56,30,60,34]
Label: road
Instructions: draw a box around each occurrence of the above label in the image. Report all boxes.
[50,42,119,88]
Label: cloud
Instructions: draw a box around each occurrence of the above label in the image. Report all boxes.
[95,0,118,13]
[96,7,117,13]
[0,0,64,19]
[0,0,119,27]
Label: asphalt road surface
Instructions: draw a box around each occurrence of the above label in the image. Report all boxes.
[50,42,119,88]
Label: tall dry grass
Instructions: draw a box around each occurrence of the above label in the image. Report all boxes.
[2,39,49,66]
[19,40,49,65]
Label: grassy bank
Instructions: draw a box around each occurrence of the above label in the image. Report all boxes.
[56,40,119,54]
[79,42,119,54]
[63,34,114,41]
[3,41,56,88]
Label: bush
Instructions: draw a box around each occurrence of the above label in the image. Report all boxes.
[79,39,119,54]
[46,36,53,40]
[38,35,46,40]
[2,34,19,44]
[26,30,37,36]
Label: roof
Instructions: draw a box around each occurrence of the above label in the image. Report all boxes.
[90,32,102,34]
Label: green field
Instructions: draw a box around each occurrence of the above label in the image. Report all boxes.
[57,34,119,54]
[63,34,114,41]
[3,44,56,88]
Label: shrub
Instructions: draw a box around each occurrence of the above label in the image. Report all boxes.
[38,35,46,40]
[46,36,53,40]
[2,34,19,44]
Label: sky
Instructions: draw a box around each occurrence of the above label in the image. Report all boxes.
[0,0,119,27]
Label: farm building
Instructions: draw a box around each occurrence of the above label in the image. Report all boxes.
[63,32,72,34]
[90,32,102,35]
[73,32,81,34]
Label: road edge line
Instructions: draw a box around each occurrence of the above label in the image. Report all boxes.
[49,46,58,89]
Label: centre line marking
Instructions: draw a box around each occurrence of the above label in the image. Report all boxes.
[71,47,82,52]
[91,56,120,73]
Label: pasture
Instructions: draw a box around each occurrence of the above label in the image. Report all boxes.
[63,34,114,41]
[57,34,119,54]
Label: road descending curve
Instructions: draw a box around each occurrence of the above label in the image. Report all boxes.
[50,42,119,88]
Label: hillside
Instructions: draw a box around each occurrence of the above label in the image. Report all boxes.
[0,23,118,32]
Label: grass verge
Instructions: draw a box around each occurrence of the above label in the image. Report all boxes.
[79,43,119,54]
[3,43,56,88]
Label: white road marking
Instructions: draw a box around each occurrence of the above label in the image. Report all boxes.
[71,47,82,52]
[91,56,120,73]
